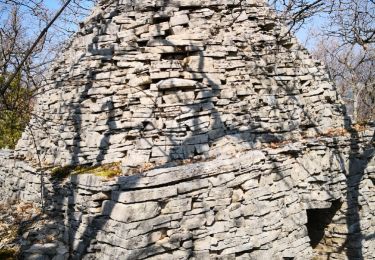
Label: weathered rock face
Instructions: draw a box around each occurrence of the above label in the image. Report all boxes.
[1,0,374,259]
[15,0,345,170]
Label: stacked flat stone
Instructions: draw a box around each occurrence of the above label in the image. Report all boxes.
[1,131,374,259]
[16,0,344,170]
[1,0,373,259]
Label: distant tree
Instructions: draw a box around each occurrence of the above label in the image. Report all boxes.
[311,40,374,121]
[269,0,375,47]
[269,0,375,121]
[0,0,95,147]
[0,75,31,148]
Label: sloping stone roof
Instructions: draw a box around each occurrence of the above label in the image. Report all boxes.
[1,2,374,259]
[16,0,345,170]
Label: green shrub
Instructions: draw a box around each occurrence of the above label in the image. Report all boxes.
[0,75,32,149]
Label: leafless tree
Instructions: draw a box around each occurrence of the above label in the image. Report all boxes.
[269,0,375,121]
[312,38,374,121]
[269,0,375,47]
[0,0,97,150]
[0,0,95,99]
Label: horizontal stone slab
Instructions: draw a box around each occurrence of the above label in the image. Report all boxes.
[117,150,266,189]
[156,78,198,89]
[112,186,177,203]
[102,200,160,223]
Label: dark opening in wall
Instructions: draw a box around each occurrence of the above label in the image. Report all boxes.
[151,16,170,24]
[306,199,342,248]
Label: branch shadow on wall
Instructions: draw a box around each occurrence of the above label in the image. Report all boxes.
[19,1,375,259]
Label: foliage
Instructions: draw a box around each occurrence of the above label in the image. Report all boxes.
[0,1,94,150]
[311,40,375,121]
[0,75,31,149]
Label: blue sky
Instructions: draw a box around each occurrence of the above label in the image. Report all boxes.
[294,15,327,51]
[45,0,94,9]
[44,0,60,10]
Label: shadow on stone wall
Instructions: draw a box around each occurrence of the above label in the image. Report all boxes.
[7,0,375,259]
[340,120,375,259]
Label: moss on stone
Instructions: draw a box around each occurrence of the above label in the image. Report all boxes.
[51,162,122,179]
[74,162,122,178]
[50,165,76,179]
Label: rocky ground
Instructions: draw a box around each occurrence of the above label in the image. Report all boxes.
[0,201,68,260]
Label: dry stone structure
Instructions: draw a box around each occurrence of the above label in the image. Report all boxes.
[16,0,344,169]
[1,0,374,259]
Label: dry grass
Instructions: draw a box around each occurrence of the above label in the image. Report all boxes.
[352,123,368,132]
[0,201,40,260]
[323,127,349,137]
[0,248,19,260]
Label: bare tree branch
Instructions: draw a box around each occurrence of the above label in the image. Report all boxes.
[0,0,73,98]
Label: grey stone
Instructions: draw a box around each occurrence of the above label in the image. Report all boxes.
[170,14,189,26]
[102,200,160,223]
[25,243,58,255]
[112,186,177,203]
[1,0,375,259]
[23,254,49,260]
[156,78,198,89]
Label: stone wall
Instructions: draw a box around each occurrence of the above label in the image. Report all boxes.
[15,0,345,171]
[2,127,374,259]
[1,0,374,259]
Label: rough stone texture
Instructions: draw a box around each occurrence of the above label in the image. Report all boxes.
[1,129,374,259]
[15,0,345,170]
[1,0,374,259]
